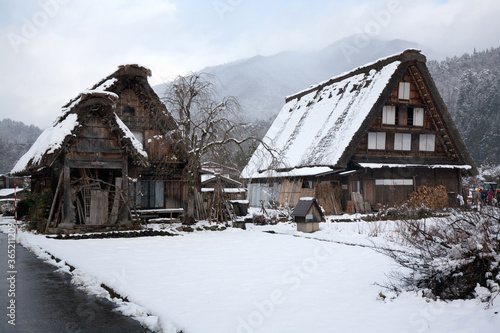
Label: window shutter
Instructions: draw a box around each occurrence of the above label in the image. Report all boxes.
[368,132,377,150]
[402,133,411,150]
[382,106,396,125]
[376,132,386,150]
[394,133,402,150]
[426,134,435,151]
[399,82,410,100]
[414,108,424,126]
[419,134,436,151]
[395,133,411,151]
[368,132,386,150]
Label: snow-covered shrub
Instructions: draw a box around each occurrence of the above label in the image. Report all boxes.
[380,207,500,303]
[383,204,436,220]
[252,214,267,225]
[1,202,15,216]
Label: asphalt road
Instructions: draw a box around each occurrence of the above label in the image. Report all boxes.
[0,231,151,333]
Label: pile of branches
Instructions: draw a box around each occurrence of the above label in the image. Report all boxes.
[379,207,500,304]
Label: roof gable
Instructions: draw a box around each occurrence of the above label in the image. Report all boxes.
[291,198,324,218]
[12,93,148,175]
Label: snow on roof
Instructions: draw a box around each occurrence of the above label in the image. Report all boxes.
[11,66,150,174]
[247,166,337,179]
[0,187,24,197]
[358,163,473,170]
[201,188,246,193]
[242,56,401,179]
[114,114,148,158]
[11,113,79,174]
[57,77,118,122]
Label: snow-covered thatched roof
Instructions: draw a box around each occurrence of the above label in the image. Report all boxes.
[11,65,152,175]
[242,49,476,179]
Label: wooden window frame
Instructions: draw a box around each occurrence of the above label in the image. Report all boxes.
[382,106,396,125]
[375,179,413,186]
[398,82,410,100]
[394,133,412,151]
[419,134,436,152]
[414,108,424,126]
[368,132,386,150]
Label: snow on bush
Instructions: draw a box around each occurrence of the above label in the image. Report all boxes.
[1,202,15,216]
[380,207,500,304]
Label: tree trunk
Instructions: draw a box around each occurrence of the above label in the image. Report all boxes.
[186,157,200,223]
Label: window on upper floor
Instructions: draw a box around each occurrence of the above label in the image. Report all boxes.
[302,181,313,189]
[394,133,412,151]
[124,106,135,114]
[368,132,386,150]
[419,134,435,152]
[413,108,424,126]
[399,82,410,100]
[382,106,396,125]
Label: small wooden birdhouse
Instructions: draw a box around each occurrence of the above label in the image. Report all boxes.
[292,198,324,233]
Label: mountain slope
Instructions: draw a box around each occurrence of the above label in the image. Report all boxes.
[428,47,500,165]
[0,118,42,174]
[154,36,420,123]
[199,36,420,122]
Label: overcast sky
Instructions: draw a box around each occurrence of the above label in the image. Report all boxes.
[1,0,499,129]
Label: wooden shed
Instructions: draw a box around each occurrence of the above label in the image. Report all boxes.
[11,65,188,231]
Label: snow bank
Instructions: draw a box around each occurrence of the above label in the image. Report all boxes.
[2,216,498,333]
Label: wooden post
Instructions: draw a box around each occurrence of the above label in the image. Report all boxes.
[119,158,129,222]
[62,162,75,224]
[109,177,122,224]
[45,169,64,233]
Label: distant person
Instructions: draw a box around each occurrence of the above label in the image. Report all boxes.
[480,189,487,204]
[487,190,493,205]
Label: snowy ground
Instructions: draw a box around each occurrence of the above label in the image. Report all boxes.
[1,215,499,333]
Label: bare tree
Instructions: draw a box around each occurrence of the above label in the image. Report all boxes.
[161,73,267,221]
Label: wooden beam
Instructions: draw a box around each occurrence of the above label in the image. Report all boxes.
[45,169,64,233]
[62,161,75,224]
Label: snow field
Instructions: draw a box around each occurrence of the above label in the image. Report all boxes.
[1,217,499,332]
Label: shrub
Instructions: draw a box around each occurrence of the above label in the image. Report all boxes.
[1,202,15,216]
[383,204,435,220]
[379,207,500,303]
[252,214,267,225]
[17,189,52,222]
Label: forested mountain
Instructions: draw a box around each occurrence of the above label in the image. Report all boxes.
[428,47,500,165]
[0,118,42,174]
